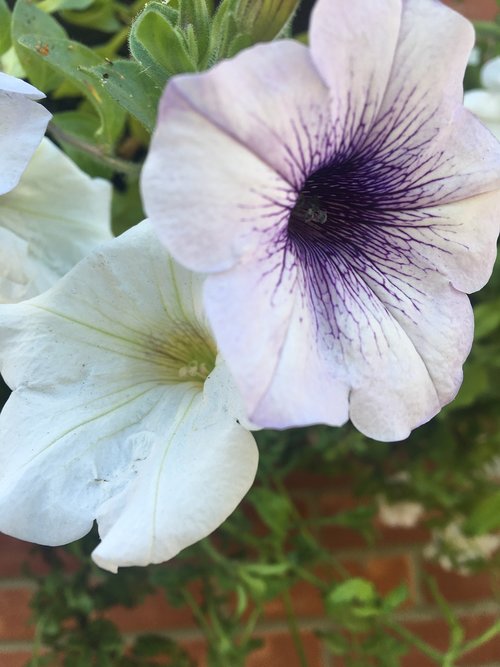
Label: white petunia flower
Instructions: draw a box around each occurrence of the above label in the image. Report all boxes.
[0,221,258,572]
[0,138,112,303]
[0,72,50,195]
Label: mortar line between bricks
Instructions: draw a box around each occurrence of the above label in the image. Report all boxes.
[0,641,34,651]
[0,577,36,590]
[115,600,500,644]
[321,638,333,667]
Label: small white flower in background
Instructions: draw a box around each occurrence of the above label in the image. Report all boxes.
[425,518,500,574]
[0,138,112,303]
[464,56,500,139]
[0,72,50,195]
[0,221,258,572]
[377,496,424,528]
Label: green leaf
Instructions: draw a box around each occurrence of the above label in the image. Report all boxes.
[449,361,489,409]
[61,0,120,32]
[463,489,500,535]
[179,0,210,62]
[249,487,292,537]
[474,301,500,340]
[18,34,125,147]
[11,0,66,91]
[234,0,299,42]
[0,0,11,55]
[327,578,377,606]
[37,0,93,12]
[130,4,196,85]
[383,584,408,612]
[86,59,160,132]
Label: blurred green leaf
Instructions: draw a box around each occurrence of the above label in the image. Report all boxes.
[37,0,93,12]
[474,301,500,340]
[18,34,125,147]
[61,0,120,32]
[463,489,500,535]
[12,0,66,91]
[327,578,377,606]
[0,0,11,55]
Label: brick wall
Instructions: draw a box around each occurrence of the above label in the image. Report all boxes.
[0,472,498,666]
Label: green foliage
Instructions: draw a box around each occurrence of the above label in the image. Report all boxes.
[0,0,11,55]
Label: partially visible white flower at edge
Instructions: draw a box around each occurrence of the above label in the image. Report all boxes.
[0,220,258,572]
[464,56,500,139]
[0,72,49,195]
[0,72,112,302]
[377,496,424,529]
[424,518,500,574]
[0,138,112,302]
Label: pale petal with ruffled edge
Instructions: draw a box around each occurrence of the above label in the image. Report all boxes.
[0,138,112,302]
[0,72,50,195]
[142,0,500,441]
[92,362,257,571]
[0,221,258,568]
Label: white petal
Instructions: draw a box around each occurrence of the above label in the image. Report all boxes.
[0,221,257,559]
[310,0,402,141]
[92,362,258,572]
[0,74,50,195]
[0,138,112,302]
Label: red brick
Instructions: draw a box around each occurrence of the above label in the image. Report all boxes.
[459,614,500,665]
[423,562,498,605]
[183,638,207,665]
[401,618,450,667]
[105,590,195,632]
[401,614,500,667]
[0,536,37,578]
[264,580,324,620]
[247,631,323,667]
[444,0,497,20]
[286,471,348,493]
[343,554,416,603]
[375,521,431,548]
[183,632,324,667]
[0,535,79,578]
[317,492,369,550]
[0,588,34,641]
[0,651,34,667]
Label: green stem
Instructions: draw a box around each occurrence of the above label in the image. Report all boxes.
[460,620,500,657]
[182,589,213,639]
[48,122,141,176]
[282,588,308,667]
[240,605,262,645]
[387,622,444,663]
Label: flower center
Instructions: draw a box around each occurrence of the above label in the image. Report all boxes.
[146,322,217,386]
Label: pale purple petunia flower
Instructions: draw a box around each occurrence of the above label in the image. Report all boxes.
[141,0,500,441]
